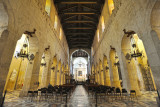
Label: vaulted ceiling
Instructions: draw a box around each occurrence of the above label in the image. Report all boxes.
[54,0,105,49]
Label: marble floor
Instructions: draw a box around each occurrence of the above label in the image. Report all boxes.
[3,85,158,107]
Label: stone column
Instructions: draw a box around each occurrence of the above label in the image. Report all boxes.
[41,55,50,88]
[100,70,104,85]
[46,60,52,86]
[107,59,113,86]
[20,52,41,96]
[105,69,111,86]
[142,31,160,89]
[122,50,141,95]
[29,52,42,90]
[0,31,17,104]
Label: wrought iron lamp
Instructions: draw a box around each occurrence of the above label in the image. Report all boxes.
[51,66,55,70]
[17,42,34,61]
[17,43,29,59]
[131,44,142,58]
[41,55,46,66]
[105,66,109,70]
[114,55,120,66]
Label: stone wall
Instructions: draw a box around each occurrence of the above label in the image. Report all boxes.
[0,0,69,103]
[92,0,160,91]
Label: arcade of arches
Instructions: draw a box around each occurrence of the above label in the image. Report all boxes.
[0,0,160,107]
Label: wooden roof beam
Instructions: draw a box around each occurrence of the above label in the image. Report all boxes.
[55,1,98,4]
[60,12,100,15]
[63,20,97,23]
[66,27,96,30]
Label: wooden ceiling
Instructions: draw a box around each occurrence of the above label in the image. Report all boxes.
[54,0,105,49]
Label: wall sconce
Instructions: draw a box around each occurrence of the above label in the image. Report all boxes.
[51,66,55,70]
[114,61,120,66]
[41,55,46,66]
[105,66,109,70]
[114,55,120,66]
[123,29,135,37]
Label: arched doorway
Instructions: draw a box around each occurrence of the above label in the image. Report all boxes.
[38,50,51,88]
[96,64,100,84]
[57,60,61,85]
[70,49,90,83]
[121,32,156,95]
[99,60,104,85]
[5,33,39,94]
[0,2,8,37]
[5,34,29,91]
[50,56,57,86]
[61,64,64,85]
[109,48,122,88]
[108,0,114,15]
[73,57,88,82]
[90,64,95,84]
[103,55,111,86]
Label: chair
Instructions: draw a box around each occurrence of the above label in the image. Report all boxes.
[122,89,128,100]
[130,90,137,101]
[33,91,38,101]
[28,91,33,101]
[115,88,121,100]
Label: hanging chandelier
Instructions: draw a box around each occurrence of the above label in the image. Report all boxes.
[17,43,29,59]
[131,44,142,58]
[16,29,36,61]
[16,40,34,61]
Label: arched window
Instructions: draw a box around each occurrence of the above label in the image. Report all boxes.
[45,0,51,15]
[101,16,105,33]
[108,0,114,15]
[54,15,58,29]
[59,28,62,40]
[97,29,100,42]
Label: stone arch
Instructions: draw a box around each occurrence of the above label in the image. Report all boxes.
[99,60,104,85]
[50,56,57,86]
[64,64,68,84]
[96,64,100,84]
[150,30,160,57]
[101,16,105,33]
[151,1,160,39]
[4,32,40,96]
[90,64,95,84]
[103,55,111,86]
[45,0,51,15]
[0,2,9,58]
[121,32,157,95]
[38,50,51,88]
[108,0,114,15]
[61,64,64,85]
[70,48,91,58]
[0,2,8,37]
[57,60,61,85]
[109,48,121,88]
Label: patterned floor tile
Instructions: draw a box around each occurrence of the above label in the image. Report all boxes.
[3,85,158,107]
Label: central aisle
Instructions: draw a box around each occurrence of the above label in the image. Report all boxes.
[69,85,91,107]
